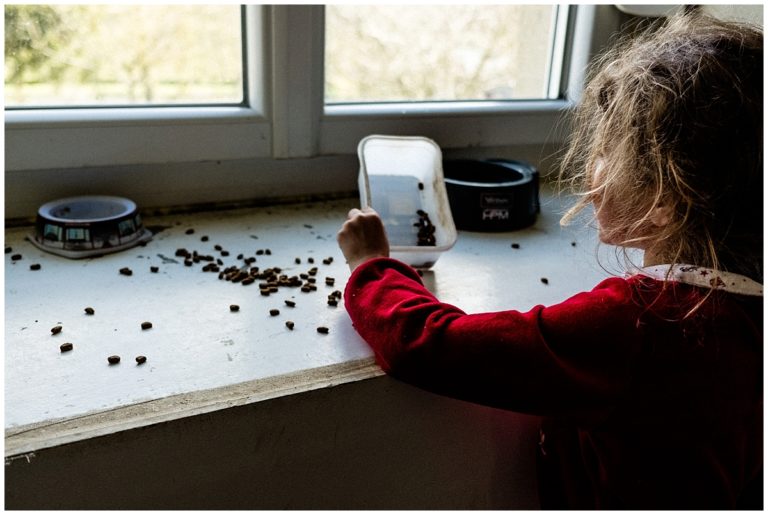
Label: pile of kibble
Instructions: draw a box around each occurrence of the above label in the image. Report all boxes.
[30,228,343,366]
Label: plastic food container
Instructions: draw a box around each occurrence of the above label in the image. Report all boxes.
[357,135,457,269]
[28,195,153,259]
[443,158,540,231]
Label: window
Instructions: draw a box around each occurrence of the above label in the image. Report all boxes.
[325,5,563,104]
[5,5,606,220]
[4,5,243,108]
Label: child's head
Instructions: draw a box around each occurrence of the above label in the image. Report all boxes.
[560,12,763,281]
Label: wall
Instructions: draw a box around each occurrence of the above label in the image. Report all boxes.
[5,376,541,509]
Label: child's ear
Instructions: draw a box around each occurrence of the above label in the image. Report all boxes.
[650,204,673,227]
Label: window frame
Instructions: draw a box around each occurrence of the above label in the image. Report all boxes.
[5,4,607,218]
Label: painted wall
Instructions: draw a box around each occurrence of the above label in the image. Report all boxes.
[5,376,541,509]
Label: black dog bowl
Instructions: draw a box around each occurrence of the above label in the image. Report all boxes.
[27,195,153,258]
[443,159,539,231]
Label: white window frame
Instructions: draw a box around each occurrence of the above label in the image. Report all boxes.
[4,5,607,218]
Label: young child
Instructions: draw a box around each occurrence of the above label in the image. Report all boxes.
[337,13,762,510]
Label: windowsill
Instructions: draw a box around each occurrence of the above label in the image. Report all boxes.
[4,185,611,457]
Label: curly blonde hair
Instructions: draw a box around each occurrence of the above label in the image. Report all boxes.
[560,12,763,282]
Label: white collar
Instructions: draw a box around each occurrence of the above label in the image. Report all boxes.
[636,264,763,297]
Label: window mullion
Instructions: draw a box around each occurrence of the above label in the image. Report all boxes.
[270,5,325,159]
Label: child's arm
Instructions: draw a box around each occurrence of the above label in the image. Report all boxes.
[343,256,645,419]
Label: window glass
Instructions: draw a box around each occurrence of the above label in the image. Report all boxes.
[4,4,243,107]
[325,5,559,104]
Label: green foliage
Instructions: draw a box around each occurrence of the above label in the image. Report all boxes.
[5,5,73,84]
[5,5,242,105]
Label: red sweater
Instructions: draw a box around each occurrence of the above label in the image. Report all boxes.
[344,257,763,509]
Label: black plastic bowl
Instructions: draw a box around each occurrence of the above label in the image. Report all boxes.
[443,159,539,231]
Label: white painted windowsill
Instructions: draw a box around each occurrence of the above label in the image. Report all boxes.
[4,187,612,457]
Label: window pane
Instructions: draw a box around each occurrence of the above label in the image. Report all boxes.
[325,5,559,104]
[4,5,243,107]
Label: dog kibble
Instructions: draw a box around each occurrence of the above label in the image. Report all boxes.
[201,236,209,242]
[84,307,95,315]
[108,355,121,365]
[316,326,329,334]
[511,243,520,249]
[136,355,147,365]
[269,309,280,316]
[150,266,159,273]
[51,325,63,335]
[4,247,10,254]
[185,228,195,235]
[141,321,153,330]
[11,254,22,261]
[308,257,314,264]
[29,263,41,270]
[60,342,73,352]
[285,321,295,330]
[119,267,133,276]
[230,304,240,312]
[571,241,577,247]
[285,300,296,307]
[541,277,549,285]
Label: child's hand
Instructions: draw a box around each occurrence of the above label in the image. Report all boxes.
[337,207,390,271]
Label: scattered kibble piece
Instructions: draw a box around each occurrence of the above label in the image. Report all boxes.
[285,300,296,307]
[418,182,424,190]
[541,277,549,285]
[150,266,159,273]
[571,241,577,247]
[327,299,338,307]
[230,304,240,312]
[317,326,329,334]
[84,307,95,315]
[135,355,147,365]
[308,257,315,264]
[201,235,209,242]
[60,342,73,352]
[108,355,121,365]
[175,248,189,257]
[269,309,280,316]
[119,267,133,276]
[185,228,195,235]
[11,254,22,261]
[51,325,63,335]
[285,321,295,330]
[511,243,520,249]
[29,263,41,270]
[295,257,301,264]
[141,321,153,330]
[4,247,11,254]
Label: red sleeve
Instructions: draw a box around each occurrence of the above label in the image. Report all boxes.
[344,257,647,418]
